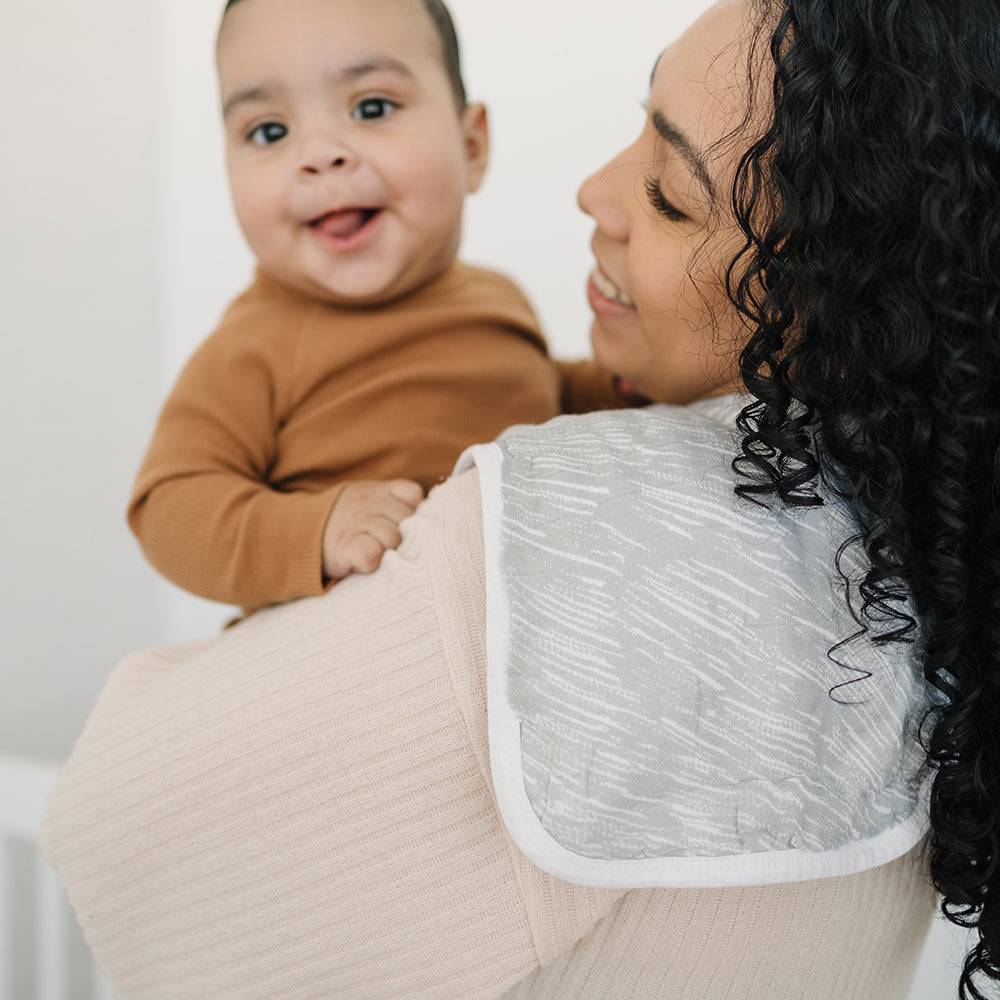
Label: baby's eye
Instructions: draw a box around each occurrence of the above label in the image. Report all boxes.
[351,98,398,122]
[247,122,288,146]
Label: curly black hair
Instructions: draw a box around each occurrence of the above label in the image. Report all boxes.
[722,0,1000,995]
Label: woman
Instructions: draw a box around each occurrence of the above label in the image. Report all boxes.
[42,0,998,997]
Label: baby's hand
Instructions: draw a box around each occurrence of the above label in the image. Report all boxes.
[322,479,426,582]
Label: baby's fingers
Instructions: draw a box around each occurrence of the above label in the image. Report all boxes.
[378,494,423,527]
[345,533,389,576]
[347,515,408,575]
[362,514,404,553]
[386,479,425,510]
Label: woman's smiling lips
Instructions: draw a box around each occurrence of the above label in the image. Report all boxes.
[587,263,637,317]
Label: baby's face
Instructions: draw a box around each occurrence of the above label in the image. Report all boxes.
[217,0,488,305]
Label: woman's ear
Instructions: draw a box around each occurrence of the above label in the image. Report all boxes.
[462,102,490,193]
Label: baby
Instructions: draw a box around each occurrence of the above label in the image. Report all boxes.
[129,0,630,616]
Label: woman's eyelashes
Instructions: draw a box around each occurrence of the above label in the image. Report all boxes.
[636,104,688,222]
[644,175,687,222]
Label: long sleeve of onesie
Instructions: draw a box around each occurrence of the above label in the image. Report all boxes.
[127,264,569,613]
[127,315,344,612]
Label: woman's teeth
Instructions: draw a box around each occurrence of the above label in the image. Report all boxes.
[592,267,634,307]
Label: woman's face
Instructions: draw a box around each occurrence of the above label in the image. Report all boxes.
[578,0,761,405]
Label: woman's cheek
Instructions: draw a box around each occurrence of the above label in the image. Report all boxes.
[631,251,688,339]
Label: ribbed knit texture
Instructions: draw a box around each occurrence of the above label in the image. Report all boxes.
[126,261,622,612]
[42,470,938,999]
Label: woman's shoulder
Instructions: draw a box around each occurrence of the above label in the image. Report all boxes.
[402,467,483,582]
[501,393,751,446]
[469,397,754,523]
[424,466,483,516]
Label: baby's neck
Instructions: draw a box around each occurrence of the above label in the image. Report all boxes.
[255,258,463,311]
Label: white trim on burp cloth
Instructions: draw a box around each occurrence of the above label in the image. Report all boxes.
[454,393,934,889]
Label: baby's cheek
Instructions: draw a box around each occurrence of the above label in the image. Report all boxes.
[396,147,467,231]
[235,185,290,264]
[230,175,270,245]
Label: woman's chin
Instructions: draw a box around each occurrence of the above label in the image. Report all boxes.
[589,321,629,374]
[589,328,641,389]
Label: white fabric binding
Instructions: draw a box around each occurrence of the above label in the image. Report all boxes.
[455,394,933,889]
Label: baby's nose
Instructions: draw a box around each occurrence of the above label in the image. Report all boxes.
[297,134,358,175]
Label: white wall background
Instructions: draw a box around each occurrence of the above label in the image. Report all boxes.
[1,0,161,765]
[0,2,976,997]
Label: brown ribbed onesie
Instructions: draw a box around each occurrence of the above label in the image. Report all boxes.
[128,262,622,612]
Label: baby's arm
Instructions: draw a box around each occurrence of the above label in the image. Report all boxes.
[555,359,636,413]
[128,326,421,611]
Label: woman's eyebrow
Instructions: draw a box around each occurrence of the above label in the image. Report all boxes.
[650,108,717,205]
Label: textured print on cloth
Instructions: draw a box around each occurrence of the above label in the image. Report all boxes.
[454,392,935,889]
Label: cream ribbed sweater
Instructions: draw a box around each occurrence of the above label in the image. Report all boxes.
[40,470,938,1000]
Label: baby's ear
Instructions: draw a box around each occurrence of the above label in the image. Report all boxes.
[462,103,490,193]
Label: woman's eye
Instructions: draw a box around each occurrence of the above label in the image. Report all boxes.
[248,122,288,146]
[351,98,398,122]
[644,175,687,223]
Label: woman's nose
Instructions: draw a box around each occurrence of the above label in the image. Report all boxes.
[297,133,359,176]
[577,158,630,243]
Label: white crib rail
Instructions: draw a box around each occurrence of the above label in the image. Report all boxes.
[0,756,117,1000]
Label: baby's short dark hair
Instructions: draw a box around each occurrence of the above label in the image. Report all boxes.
[222,0,467,108]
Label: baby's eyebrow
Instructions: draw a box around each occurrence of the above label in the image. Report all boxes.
[336,56,415,84]
[222,58,416,120]
[223,85,272,120]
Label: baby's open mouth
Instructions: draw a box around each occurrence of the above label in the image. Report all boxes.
[309,208,381,240]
